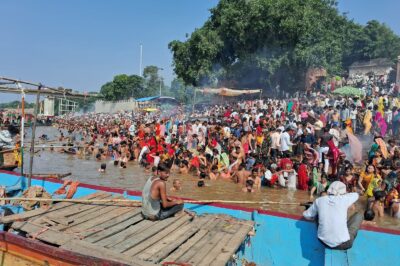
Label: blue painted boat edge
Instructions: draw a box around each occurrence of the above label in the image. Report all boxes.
[2,170,398,236]
[1,171,400,266]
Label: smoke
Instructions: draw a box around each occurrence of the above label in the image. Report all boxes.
[341,133,374,163]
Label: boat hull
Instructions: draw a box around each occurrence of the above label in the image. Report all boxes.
[0,231,125,266]
[0,165,18,171]
[0,170,399,266]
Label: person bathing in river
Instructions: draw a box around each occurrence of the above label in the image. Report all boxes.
[170,179,182,192]
[142,163,184,220]
[242,179,255,193]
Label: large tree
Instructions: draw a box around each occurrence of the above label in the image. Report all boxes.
[100,74,144,101]
[169,0,400,92]
[143,66,164,96]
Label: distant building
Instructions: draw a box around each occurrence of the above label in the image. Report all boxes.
[349,58,394,83]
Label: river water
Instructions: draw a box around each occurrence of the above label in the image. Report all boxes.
[17,126,400,230]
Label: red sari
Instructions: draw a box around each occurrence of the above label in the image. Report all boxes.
[327,139,343,176]
[297,164,309,190]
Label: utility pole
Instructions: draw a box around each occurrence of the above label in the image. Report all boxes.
[397,55,400,86]
[159,77,163,96]
[139,44,143,77]
[158,67,164,96]
[28,84,42,187]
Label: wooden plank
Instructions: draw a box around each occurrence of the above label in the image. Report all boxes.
[20,193,114,228]
[51,196,125,231]
[60,239,137,265]
[111,215,184,253]
[2,192,108,224]
[185,231,225,265]
[85,213,144,243]
[123,215,192,257]
[43,215,74,226]
[78,207,142,239]
[65,207,133,234]
[60,194,119,218]
[174,219,226,263]
[42,193,115,220]
[197,223,241,266]
[139,216,214,263]
[161,229,209,263]
[210,223,253,266]
[95,219,155,248]
[11,195,113,230]
[13,221,76,245]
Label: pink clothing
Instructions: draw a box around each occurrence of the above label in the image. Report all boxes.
[375,112,387,137]
[347,131,362,163]
[159,125,166,137]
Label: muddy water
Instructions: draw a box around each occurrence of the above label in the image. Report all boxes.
[18,126,400,230]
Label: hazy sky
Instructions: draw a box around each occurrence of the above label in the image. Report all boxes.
[1,0,399,102]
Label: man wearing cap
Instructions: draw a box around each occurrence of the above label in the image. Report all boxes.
[303,181,363,250]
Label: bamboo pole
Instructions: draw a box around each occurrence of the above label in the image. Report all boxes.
[192,88,197,114]
[28,84,42,187]
[24,145,82,149]
[20,87,25,177]
[1,197,301,205]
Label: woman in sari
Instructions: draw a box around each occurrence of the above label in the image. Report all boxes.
[358,164,380,196]
[363,107,373,135]
[303,143,319,166]
[340,166,357,192]
[297,160,309,191]
[327,139,341,177]
[374,112,387,137]
[368,143,380,164]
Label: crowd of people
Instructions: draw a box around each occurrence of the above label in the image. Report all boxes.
[52,91,400,222]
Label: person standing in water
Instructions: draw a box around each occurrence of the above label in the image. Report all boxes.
[142,163,184,220]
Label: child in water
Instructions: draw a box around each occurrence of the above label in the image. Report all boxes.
[98,163,106,173]
[170,179,182,192]
[179,160,189,174]
[242,179,255,193]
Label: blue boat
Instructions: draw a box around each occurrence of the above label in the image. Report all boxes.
[0,170,399,266]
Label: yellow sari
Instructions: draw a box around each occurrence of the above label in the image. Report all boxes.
[363,110,372,135]
[378,97,384,116]
[365,175,382,197]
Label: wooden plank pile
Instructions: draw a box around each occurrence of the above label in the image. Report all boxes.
[2,192,255,265]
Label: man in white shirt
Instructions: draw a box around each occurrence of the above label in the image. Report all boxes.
[350,106,358,133]
[128,124,136,136]
[270,128,281,159]
[280,128,294,157]
[303,181,363,250]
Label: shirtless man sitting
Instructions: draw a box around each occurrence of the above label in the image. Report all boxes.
[142,163,184,220]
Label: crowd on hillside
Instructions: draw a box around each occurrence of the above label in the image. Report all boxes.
[51,88,400,222]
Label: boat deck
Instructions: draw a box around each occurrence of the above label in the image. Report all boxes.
[3,192,254,265]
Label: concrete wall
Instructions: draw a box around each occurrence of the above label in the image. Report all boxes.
[94,99,138,113]
[349,66,392,77]
[43,98,55,116]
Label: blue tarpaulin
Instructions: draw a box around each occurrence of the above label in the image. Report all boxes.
[135,96,160,102]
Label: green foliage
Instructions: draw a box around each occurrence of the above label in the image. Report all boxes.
[361,20,400,60]
[100,74,144,101]
[0,100,35,109]
[169,0,400,92]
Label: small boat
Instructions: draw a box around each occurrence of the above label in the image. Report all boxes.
[0,170,399,266]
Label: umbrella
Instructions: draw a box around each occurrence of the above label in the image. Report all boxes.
[332,86,364,97]
[142,108,158,112]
